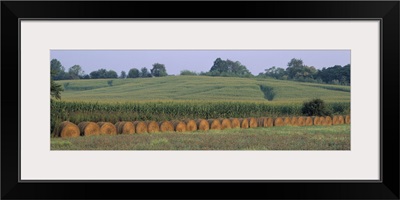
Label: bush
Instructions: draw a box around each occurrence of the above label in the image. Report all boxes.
[259,85,276,101]
[180,70,198,76]
[302,98,332,116]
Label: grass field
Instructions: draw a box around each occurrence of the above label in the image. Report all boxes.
[51,125,350,150]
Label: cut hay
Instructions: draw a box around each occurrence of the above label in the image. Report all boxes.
[284,117,291,125]
[97,122,117,135]
[290,117,298,126]
[274,117,284,127]
[332,116,339,125]
[55,121,80,138]
[313,117,321,125]
[208,119,221,130]
[266,117,274,127]
[133,121,148,134]
[146,121,160,133]
[338,116,345,124]
[239,118,249,129]
[219,118,232,130]
[325,116,332,126]
[159,121,174,132]
[248,117,258,128]
[345,115,351,124]
[296,117,305,126]
[319,117,327,126]
[196,119,209,131]
[184,119,197,132]
[230,118,240,128]
[78,122,100,136]
[305,117,313,126]
[115,121,135,134]
[172,121,187,132]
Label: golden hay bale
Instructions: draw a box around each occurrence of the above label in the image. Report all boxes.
[332,116,338,125]
[239,118,249,129]
[220,118,232,130]
[78,122,100,136]
[248,117,258,128]
[345,115,351,124]
[230,118,240,128]
[325,116,332,126]
[296,117,306,126]
[133,121,147,134]
[284,117,291,125]
[290,117,298,126]
[115,121,135,134]
[257,117,267,127]
[159,121,174,132]
[305,117,313,126]
[338,115,345,124]
[313,117,321,125]
[196,119,209,131]
[184,119,197,132]
[146,121,160,133]
[266,117,274,127]
[55,121,80,138]
[274,117,284,126]
[172,121,187,132]
[208,119,221,130]
[97,122,117,135]
[319,117,327,126]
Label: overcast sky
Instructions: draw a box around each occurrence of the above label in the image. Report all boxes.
[50,50,350,75]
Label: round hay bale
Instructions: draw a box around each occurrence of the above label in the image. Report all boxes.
[305,117,313,126]
[319,117,327,126]
[274,117,284,126]
[172,121,187,132]
[208,119,221,130]
[313,117,321,125]
[184,119,197,132]
[146,121,160,133]
[220,118,232,130]
[257,117,265,127]
[325,116,332,126]
[159,121,174,132]
[284,117,291,126]
[196,119,209,131]
[338,115,345,124]
[345,115,351,124]
[55,121,80,138]
[230,118,240,128]
[248,117,258,128]
[239,118,249,129]
[133,121,147,134]
[78,122,100,136]
[266,117,274,127]
[290,117,298,126]
[97,122,117,135]
[296,117,306,126]
[115,121,135,134]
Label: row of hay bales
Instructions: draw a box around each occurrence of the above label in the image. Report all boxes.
[54,115,350,138]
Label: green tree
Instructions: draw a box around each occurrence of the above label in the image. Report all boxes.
[50,59,67,80]
[50,68,63,99]
[209,58,252,77]
[302,98,332,116]
[141,67,152,78]
[180,70,198,76]
[106,70,118,78]
[68,65,84,79]
[151,63,168,77]
[120,71,127,79]
[127,68,140,78]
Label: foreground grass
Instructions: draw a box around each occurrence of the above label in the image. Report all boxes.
[51,125,350,150]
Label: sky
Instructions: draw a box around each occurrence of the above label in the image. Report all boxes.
[50,50,350,75]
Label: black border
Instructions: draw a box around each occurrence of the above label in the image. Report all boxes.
[2,1,399,199]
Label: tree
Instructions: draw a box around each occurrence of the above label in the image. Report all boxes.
[264,66,286,79]
[127,68,140,78]
[180,70,198,76]
[50,59,67,80]
[90,68,107,79]
[209,58,252,77]
[151,63,168,77]
[51,79,63,99]
[302,98,332,116]
[106,70,118,78]
[68,65,84,79]
[120,71,127,79]
[140,67,152,78]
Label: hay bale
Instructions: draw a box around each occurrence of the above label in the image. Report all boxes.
[97,122,117,135]
[172,121,187,132]
[55,121,80,138]
[184,119,197,132]
[296,117,305,126]
[196,119,209,131]
[313,117,321,125]
[159,121,174,132]
[274,117,284,126]
[239,118,249,129]
[345,115,351,124]
[290,117,298,126]
[284,117,291,125]
[305,117,313,126]
[257,117,265,127]
[230,118,240,128]
[133,121,148,134]
[220,118,232,130]
[319,117,327,126]
[208,119,221,130]
[332,116,338,125]
[248,117,258,128]
[146,121,160,133]
[115,121,135,134]
[78,122,100,136]
[266,117,274,127]
[338,116,345,124]
[325,116,332,126]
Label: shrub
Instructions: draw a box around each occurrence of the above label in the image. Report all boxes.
[302,98,332,116]
[107,80,113,86]
[259,85,276,101]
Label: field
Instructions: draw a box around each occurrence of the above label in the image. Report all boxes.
[51,124,350,150]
